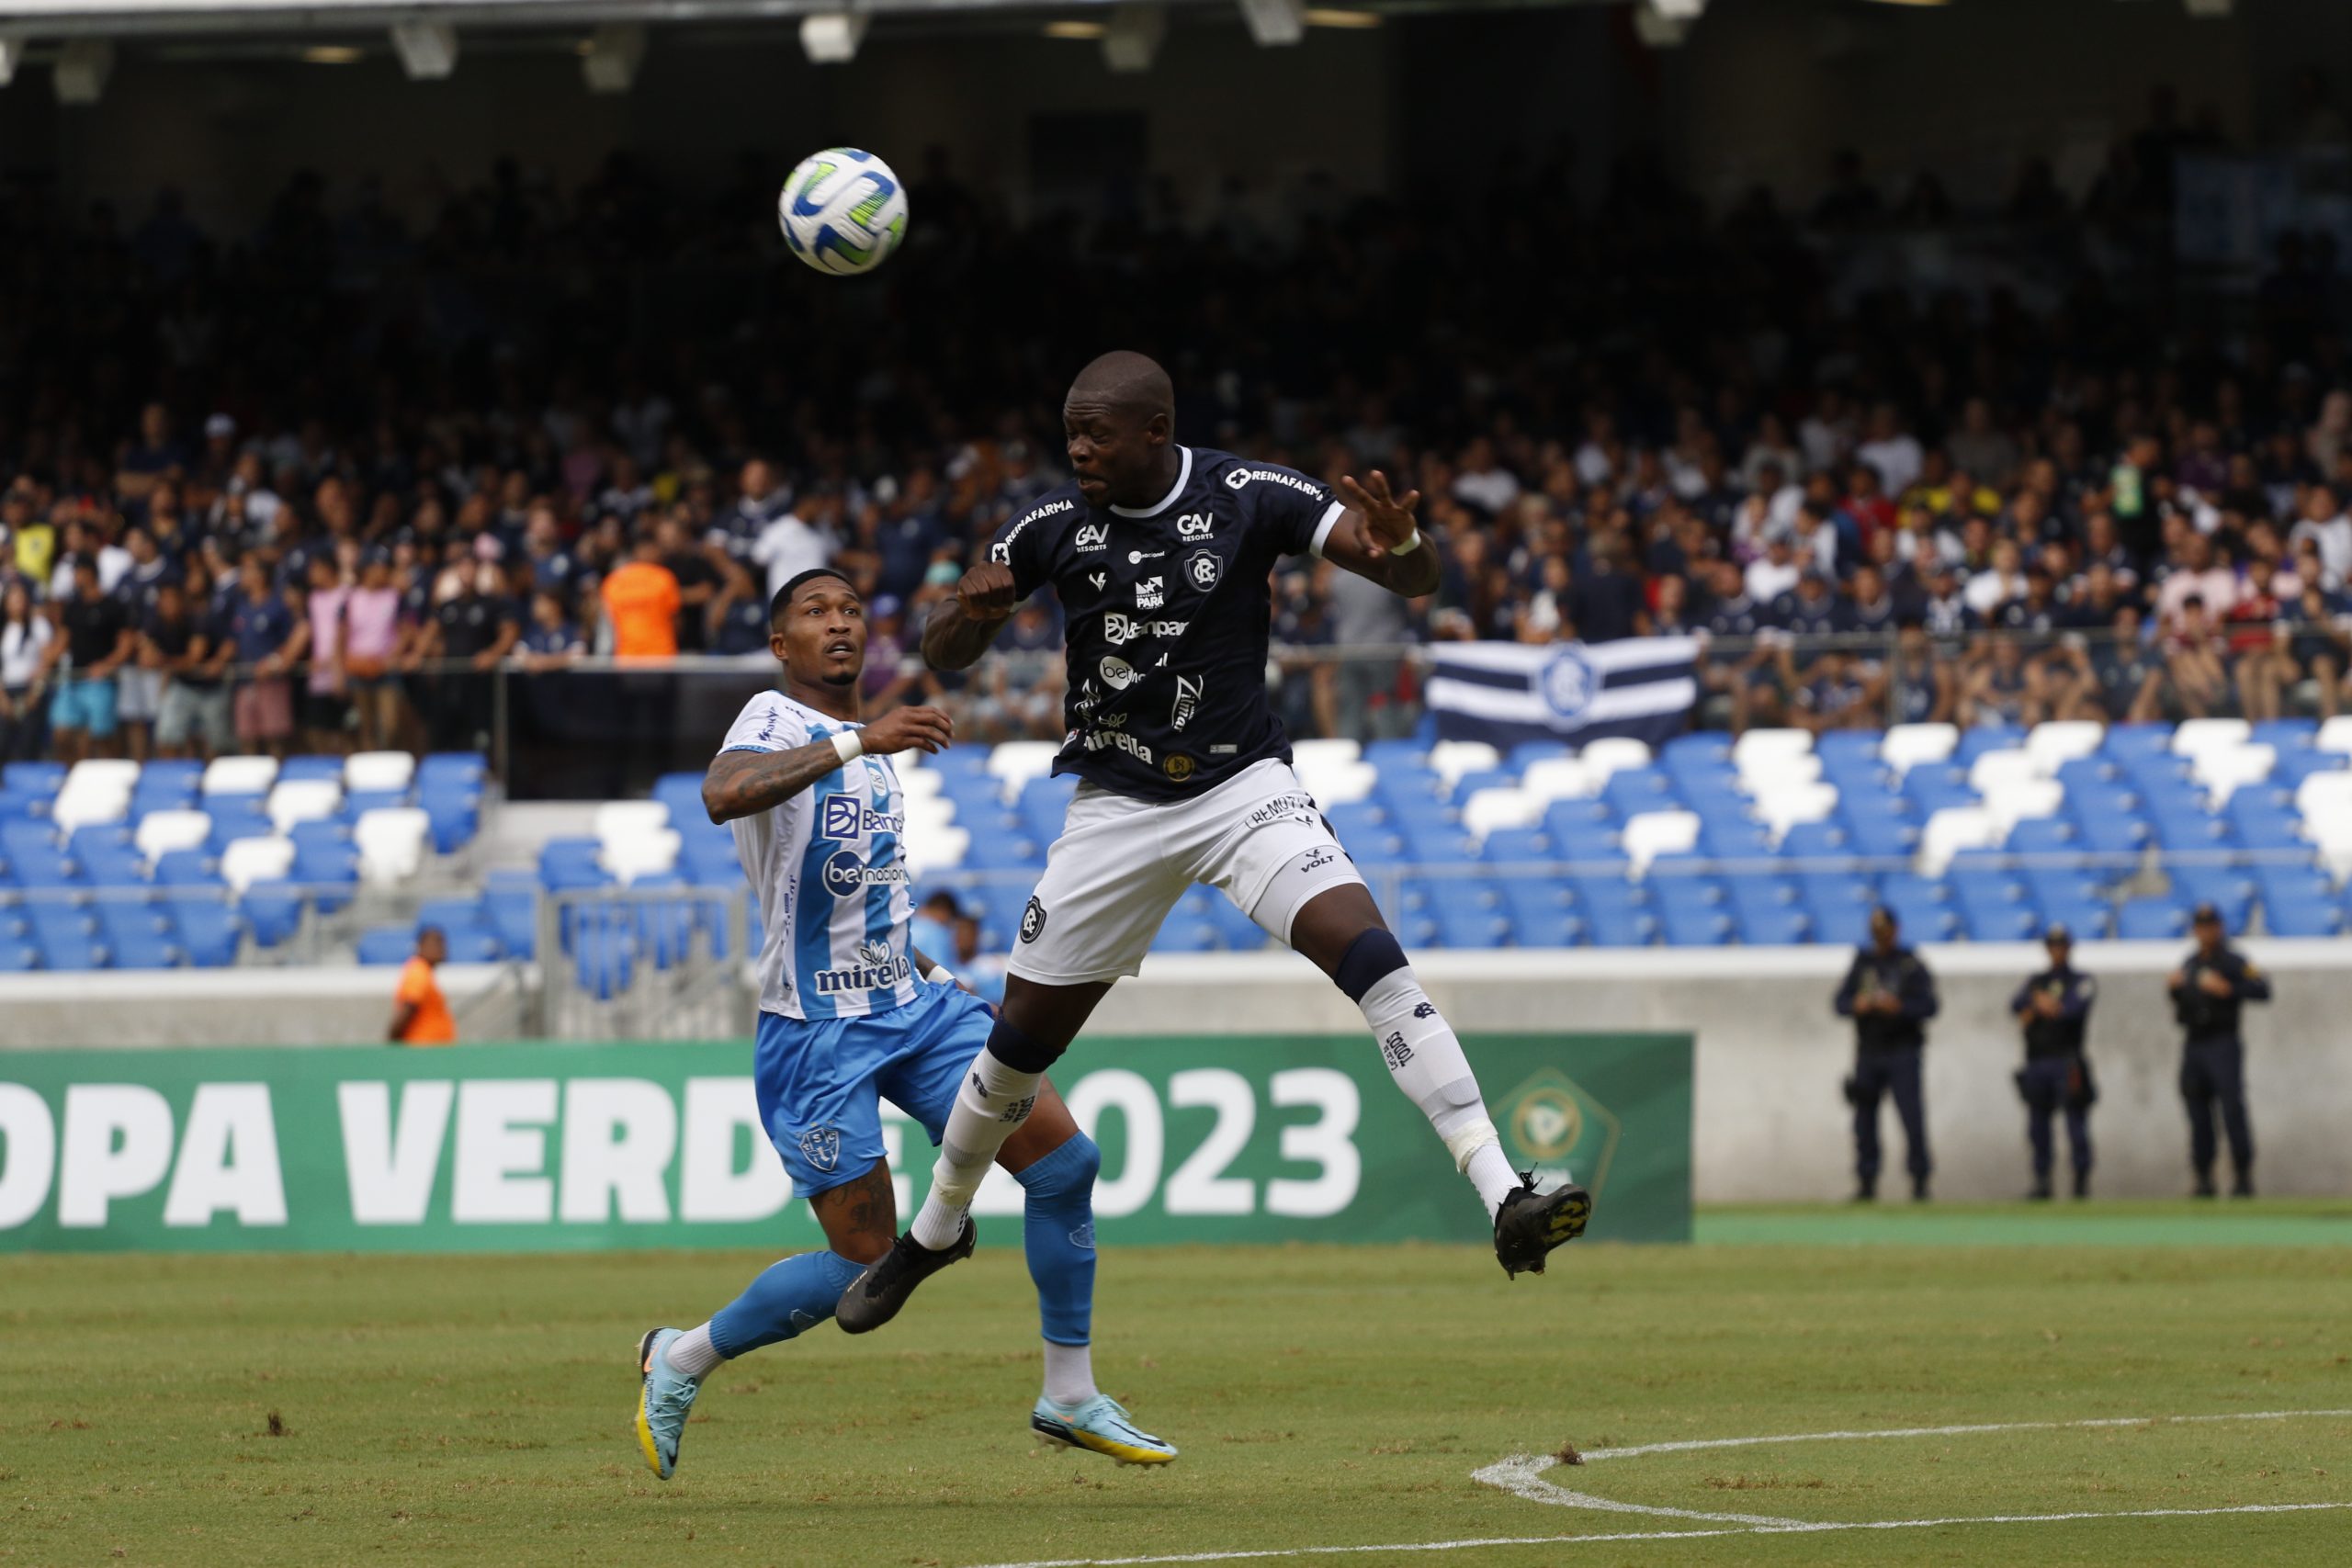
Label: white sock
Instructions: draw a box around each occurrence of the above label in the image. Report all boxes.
[665,1322,724,1379]
[1043,1340,1097,1407]
[1358,969,1517,1215]
[912,1045,1043,1250]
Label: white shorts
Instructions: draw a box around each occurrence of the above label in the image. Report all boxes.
[1006,757,1366,986]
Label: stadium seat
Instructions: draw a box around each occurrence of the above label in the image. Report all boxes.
[345,750,418,795]
[240,882,306,950]
[985,740,1062,799]
[2116,897,2189,942]
[219,836,296,894]
[201,755,278,798]
[167,898,239,967]
[1657,902,1734,946]
[417,752,489,791]
[356,926,417,965]
[134,808,212,864]
[2264,897,2344,938]
[204,802,274,855]
[1620,809,1700,876]
[2171,718,2251,759]
[1878,723,1956,775]
[152,849,221,888]
[1918,807,1998,876]
[356,807,432,886]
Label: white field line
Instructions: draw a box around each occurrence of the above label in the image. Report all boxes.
[964,1408,2352,1568]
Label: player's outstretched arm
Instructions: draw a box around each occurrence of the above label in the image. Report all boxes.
[701,706,954,824]
[922,562,1020,671]
[1319,472,1442,598]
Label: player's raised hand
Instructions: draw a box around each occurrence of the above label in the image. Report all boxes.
[956,561,1020,621]
[1336,470,1423,559]
[861,705,956,756]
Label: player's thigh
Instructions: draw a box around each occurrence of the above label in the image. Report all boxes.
[752,1011,892,1203]
[1190,775,1369,955]
[1006,794,1189,987]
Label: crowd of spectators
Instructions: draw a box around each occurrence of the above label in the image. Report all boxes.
[3,95,2350,769]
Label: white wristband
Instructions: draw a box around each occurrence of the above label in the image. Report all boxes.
[1391,528,1422,555]
[923,964,956,986]
[831,730,864,765]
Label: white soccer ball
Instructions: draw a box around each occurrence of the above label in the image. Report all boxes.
[777,148,909,276]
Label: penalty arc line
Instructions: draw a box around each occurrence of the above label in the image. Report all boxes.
[963,1408,2352,1568]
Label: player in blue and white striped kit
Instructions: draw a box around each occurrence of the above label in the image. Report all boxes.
[632,567,1175,1477]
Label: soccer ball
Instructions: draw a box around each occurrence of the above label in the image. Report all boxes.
[777,148,909,276]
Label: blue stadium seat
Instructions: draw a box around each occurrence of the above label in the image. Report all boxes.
[572,919,638,998]
[0,939,38,971]
[1496,878,1577,942]
[3,761,66,795]
[2150,810,2233,853]
[1697,821,1774,861]
[1884,900,1959,942]
[418,752,490,791]
[1508,740,1570,772]
[2003,818,2080,859]
[631,878,697,969]
[538,838,611,890]
[2264,897,2344,938]
[1016,775,1080,841]
[2037,898,2114,941]
[2165,863,2255,929]
[1842,815,1921,859]
[2224,789,2304,852]
[1950,865,2026,908]
[652,771,706,826]
[1600,768,1675,818]
[484,873,539,961]
[417,896,492,935]
[1582,905,1657,947]
[2099,723,2173,760]
[1960,902,2039,942]
[204,804,275,855]
[2116,897,2189,942]
[2271,750,2346,791]
[1363,739,1427,771]
[1953,726,2028,766]
[356,926,414,964]
[1778,820,1853,862]
[1204,896,1269,952]
[279,755,345,784]
[2053,757,2121,795]
[345,788,412,819]
[2069,801,2151,855]
[2249,718,2317,751]
[1736,906,1810,946]
[1900,765,1977,818]
[1481,827,1554,865]
[1541,798,1616,845]
[1878,872,1949,907]
[1567,868,1644,908]
[1660,733,1733,768]
[36,930,107,971]
[1449,768,1514,805]
[443,929,505,964]
[1796,870,1875,913]
[241,882,306,950]
[291,841,358,914]
[1657,902,1734,946]
[418,792,481,854]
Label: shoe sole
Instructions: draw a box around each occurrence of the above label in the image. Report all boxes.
[837,1227,976,1336]
[1498,1184,1592,1278]
[634,1328,673,1482]
[1031,1416,1179,1467]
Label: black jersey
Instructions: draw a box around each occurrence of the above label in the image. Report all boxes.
[987,446,1346,801]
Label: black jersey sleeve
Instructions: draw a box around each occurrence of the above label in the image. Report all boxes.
[985,493,1071,600]
[1226,459,1347,559]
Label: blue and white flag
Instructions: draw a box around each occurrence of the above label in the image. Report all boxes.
[1427,637,1699,749]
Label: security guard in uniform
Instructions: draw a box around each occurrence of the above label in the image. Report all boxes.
[2168,902,2270,1198]
[1833,906,1940,1201]
[2009,923,2096,1201]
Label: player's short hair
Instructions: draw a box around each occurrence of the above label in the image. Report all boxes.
[769,567,857,627]
[1067,350,1173,423]
[417,924,445,947]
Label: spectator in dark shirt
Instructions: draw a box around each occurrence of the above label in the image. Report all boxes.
[228,553,302,758]
[147,578,233,761]
[39,558,133,763]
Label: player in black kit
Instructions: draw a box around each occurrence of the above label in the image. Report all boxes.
[834,351,1590,1332]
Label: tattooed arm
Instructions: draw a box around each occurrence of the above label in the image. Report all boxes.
[701,705,955,824]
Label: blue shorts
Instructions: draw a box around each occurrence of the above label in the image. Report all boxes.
[754,980,996,1198]
[50,675,118,738]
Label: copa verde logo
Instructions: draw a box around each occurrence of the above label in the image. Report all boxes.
[1499,1066,1622,1197]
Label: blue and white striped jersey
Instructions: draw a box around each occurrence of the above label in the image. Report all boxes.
[718,690,918,1021]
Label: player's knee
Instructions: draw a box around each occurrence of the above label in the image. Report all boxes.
[986,1012,1065,1074]
[1018,1130,1101,1201]
[1332,927,1410,1004]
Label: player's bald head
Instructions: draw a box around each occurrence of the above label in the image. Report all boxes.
[1066,351,1173,423]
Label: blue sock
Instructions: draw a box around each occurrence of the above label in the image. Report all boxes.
[1014,1132,1099,1348]
[707,1250,863,1359]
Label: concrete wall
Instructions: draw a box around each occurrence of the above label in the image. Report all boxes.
[7,941,2348,1201]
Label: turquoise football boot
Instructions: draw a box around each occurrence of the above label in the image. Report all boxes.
[634,1327,703,1480]
[1030,1393,1179,1466]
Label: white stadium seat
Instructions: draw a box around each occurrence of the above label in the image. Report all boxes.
[1879,723,1958,776]
[984,740,1061,798]
[594,800,673,844]
[2294,770,2352,825]
[1461,787,1546,842]
[135,808,212,863]
[2171,717,2251,759]
[2023,720,2104,775]
[899,769,944,802]
[1967,749,2042,795]
[901,826,970,880]
[1427,739,1501,788]
[1577,737,1653,781]
[599,828,681,886]
[2317,716,2352,756]
[1622,809,1700,877]
[1731,728,1813,769]
[2190,743,2276,807]
[1301,760,1377,809]
[354,807,431,886]
[1519,758,1598,803]
[1737,748,1822,793]
[64,759,141,795]
[219,835,296,894]
[1982,779,2064,837]
[266,779,344,834]
[1291,738,1363,771]
[1918,806,1997,876]
[345,750,417,794]
[202,755,279,796]
[51,774,133,832]
[1752,782,1838,841]
[904,795,957,837]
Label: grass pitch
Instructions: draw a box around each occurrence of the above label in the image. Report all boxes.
[6,1204,2351,1567]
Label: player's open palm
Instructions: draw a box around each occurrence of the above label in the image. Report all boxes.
[861,705,955,756]
[956,561,1020,620]
[1336,470,1423,559]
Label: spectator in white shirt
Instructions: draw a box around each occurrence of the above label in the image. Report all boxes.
[751,505,833,603]
[1855,402,1925,498]
[1745,534,1802,604]
[2154,532,2242,625]
[1451,436,1521,517]
[1964,538,2030,616]
[2288,483,2352,584]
